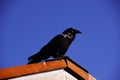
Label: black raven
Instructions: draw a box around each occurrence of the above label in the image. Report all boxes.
[27,28,81,64]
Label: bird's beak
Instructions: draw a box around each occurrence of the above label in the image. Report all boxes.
[74,29,82,34]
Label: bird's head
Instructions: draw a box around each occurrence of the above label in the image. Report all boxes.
[63,27,82,35]
[62,27,81,39]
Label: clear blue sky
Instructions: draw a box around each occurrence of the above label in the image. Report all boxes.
[0,0,120,80]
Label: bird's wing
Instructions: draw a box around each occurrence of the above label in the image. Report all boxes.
[27,34,65,63]
[47,34,65,48]
[47,34,66,57]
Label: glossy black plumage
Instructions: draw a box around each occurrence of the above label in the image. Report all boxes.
[27,28,81,64]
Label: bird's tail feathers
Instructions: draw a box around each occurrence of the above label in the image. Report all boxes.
[27,59,38,64]
[27,56,43,64]
[27,54,44,64]
[28,55,33,61]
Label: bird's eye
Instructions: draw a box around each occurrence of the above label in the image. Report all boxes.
[68,33,73,38]
[71,30,74,33]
